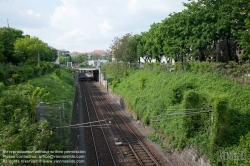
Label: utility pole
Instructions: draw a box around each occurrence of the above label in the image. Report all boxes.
[38,52,40,67]
[7,19,9,27]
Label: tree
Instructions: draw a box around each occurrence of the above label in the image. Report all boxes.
[145,23,162,62]
[120,33,134,63]
[72,54,87,64]
[214,0,249,61]
[59,54,72,65]
[0,27,23,63]
[92,53,101,60]
[139,32,152,62]
[236,0,250,60]
[183,1,218,61]
[162,12,190,62]
[0,42,4,62]
[42,47,58,62]
[14,36,48,65]
[108,0,250,63]
[127,34,141,64]
[110,36,122,62]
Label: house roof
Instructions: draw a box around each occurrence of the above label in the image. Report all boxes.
[71,51,90,55]
[93,50,106,54]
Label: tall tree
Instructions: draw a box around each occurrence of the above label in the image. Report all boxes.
[183,1,219,61]
[140,32,152,62]
[120,33,133,62]
[0,27,23,63]
[42,47,58,62]
[234,0,250,60]
[215,0,249,61]
[110,36,122,62]
[14,36,48,65]
[127,34,141,64]
[162,12,190,62]
[145,23,162,62]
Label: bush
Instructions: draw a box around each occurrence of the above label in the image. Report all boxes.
[0,68,6,82]
[21,65,35,80]
[55,68,61,77]
[210,96,229,149]
[182,91,207,139]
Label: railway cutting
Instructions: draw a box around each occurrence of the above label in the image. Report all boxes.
[70,74,172,165]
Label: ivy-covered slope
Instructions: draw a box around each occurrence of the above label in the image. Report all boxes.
[110,69,250,165]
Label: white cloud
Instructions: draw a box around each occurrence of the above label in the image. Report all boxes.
[50,4,82,29]
[98,6,108,15]
[128,0,179,14]
[98,19,113,36]
[128,0,138,13]
[56,27,85,44]
[27,10,41,17]
[0,0,188,52]
[47,0,187,51]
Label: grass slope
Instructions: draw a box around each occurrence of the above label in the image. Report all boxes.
[110,70,250,165]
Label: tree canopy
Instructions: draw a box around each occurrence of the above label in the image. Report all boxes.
[14,36,57,65]
[109,0,250,63]
[0,27,23,63]
[0,27,58,65]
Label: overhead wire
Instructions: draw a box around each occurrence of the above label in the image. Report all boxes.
[151,110,212,121]
[51,119,112,129]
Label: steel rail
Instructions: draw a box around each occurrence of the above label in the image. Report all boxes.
[89,84,132,166]
[91,83,162,166]
[90,85,142,165]
[80,82,99,165]
[84,81,116,166]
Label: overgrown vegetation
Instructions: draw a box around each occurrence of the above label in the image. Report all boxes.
[0,26,75,165]
[0,68,74,165]
[103,62,250,165]
[174,61,250,85]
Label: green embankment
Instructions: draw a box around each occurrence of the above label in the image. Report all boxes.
[108,68,250,165]
[0,68,75,165]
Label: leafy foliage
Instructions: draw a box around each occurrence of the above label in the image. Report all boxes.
[0,68,74,165]
[109,0,250,63]
[105,62,250,165]
[0,27,23,63]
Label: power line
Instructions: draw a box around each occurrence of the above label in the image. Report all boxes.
[151,111,211,122]
[70,124,111,128]
[52,119,112,129]
[150,109,212,118]
[150,109,212,122]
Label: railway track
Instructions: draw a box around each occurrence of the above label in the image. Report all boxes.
[80,81,116,166]
[86,81,169,166]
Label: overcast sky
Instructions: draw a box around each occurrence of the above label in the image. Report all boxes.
[0,0,187,53]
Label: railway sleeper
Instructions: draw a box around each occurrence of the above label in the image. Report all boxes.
[142,159,155,163]
[95,139,106,145]
[144,163,157,166]
[128,140,138,144]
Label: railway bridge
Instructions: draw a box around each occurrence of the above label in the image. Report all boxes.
[74,67,100,81]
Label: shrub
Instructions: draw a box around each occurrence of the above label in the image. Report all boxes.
[55,68,61,77]
[210,96,229,150]
[0,68,6,82]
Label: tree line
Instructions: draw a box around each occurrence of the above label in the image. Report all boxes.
[110,0,250,63]
[0,27,58,65]
[0,27,59,85]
